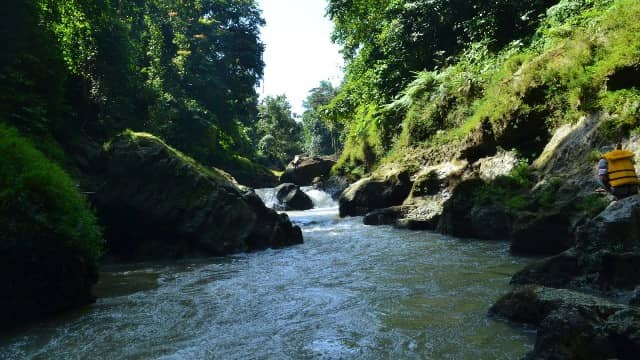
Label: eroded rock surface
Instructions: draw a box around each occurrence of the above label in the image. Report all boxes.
[490,286,640,360]
[339,170,413,217]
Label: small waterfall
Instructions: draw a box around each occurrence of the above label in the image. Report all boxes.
[254,186,338,210]
[300,187,338,209]
[254,188,278,209]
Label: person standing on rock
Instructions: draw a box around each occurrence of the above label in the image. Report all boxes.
[599,143,639,199]
[595,146,612,193]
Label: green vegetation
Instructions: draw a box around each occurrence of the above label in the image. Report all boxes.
[1,0,275,177]
[302,81,341,156]
[253,95,304,169]
[317,0,640,175]
[0,124,103,261]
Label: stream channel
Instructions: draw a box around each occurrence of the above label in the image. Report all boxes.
[0,187,535,359]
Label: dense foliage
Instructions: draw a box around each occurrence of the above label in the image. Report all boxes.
[0,124,103,262]
[0,0,270,172]
[252,95,303,168]
[320,0,640,174]
[302,81,341,156]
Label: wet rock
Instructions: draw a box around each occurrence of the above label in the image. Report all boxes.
[511,249,580,288]
[491,286,640,360]
[576,195,640,256]
[530,307,616,360]
[2,248,98,329]
[436,179,511,240]
[363,207,405,226]
[490,286,625,325]
[280,155,336,186]
[96,132,302,259]
[630,287,640,306]
[395,217,441,230]
[395,203,442,230]
[511,211,574,255]
[470,205,512,240]
[598,252,640,290]
[339,170,412,217]
[315,175,350,200]
[436,179,485,238]
[275,183,313,211]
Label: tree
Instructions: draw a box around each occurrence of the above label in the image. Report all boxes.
[302,81,340,155]
[254,95,303,168]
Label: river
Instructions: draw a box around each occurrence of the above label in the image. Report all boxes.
[0,188,534,359]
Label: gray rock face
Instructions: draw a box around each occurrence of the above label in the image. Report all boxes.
[339,170,413,217]
[363,206,410,226]
[280,156,336,186]
[96,132,302,258]
[275,183,313,211]
[577,195,640,255]
[470,205,512,240]
[574,195,640,289]
[490,286,640,360]
[436,179,512,240]
[511,211,574,255]
[474,150,519,181]
[490,285,625,325]
[511,249,580,288]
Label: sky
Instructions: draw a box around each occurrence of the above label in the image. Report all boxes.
[256,0,343,116]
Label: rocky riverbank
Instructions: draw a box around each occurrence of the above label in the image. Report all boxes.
[336,111,640,358]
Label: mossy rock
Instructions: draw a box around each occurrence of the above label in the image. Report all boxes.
[0,124,102,328]
[96,131,302,259]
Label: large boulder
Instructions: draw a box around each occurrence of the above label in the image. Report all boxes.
[511,249,580,288]
[339,170,413,217]
[363,206,409,226]
[510,210,574,255]
[576,195,640,255]
[280,156,336,186]
[436,179,512,240]
[575,195,640,289]
[275,183,313,210]
[490,286,640,360]
[490,285,625,325]
[95,131,302,258]
[314,175,351,200]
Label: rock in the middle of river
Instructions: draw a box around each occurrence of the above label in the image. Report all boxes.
[94,131,303,259]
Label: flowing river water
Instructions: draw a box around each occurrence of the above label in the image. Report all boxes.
[0,188,535,359]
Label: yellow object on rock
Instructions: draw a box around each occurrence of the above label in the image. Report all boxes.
[604,150,640,187]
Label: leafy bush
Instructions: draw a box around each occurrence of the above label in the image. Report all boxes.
[0,123,102,261]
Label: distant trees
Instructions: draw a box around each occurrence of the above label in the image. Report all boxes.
[253,95,303,168]
[302,81,340,156]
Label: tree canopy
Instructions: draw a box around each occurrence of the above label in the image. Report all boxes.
[1,0,273,171]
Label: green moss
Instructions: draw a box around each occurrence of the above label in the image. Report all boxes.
[0,123,103,261]
[577,193,609,217]
[116,130,230,183]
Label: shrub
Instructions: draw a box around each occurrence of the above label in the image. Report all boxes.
[0,123,103,261]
